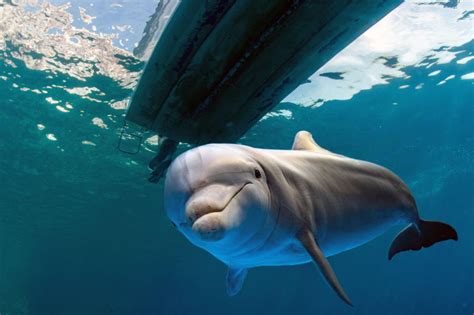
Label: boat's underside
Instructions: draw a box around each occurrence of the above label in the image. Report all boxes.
[126,0,402,144]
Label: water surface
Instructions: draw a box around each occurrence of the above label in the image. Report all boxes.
[0,1,472,314]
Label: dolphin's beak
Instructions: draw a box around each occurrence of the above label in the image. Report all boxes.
[185,182,250,227]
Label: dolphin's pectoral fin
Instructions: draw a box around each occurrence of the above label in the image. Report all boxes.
[226,267,248,296]
[291,131,332,154]
[297,229,353,306]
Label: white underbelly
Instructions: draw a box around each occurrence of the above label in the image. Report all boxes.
[214,208,413,267]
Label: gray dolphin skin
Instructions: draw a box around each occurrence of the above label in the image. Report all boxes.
[164,131,457,306]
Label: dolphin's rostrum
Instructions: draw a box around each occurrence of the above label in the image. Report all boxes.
[164,131,457,306]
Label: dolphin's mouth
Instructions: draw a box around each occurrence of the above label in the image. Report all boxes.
[191,182,251,227]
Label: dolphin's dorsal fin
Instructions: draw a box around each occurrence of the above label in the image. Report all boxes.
[292,131,332,154]
[298,229,353,306]
[226,267,248,296]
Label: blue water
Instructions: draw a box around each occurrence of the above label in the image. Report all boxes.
[0,1,473,315]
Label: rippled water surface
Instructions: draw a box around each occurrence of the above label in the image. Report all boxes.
[0,1,473,314]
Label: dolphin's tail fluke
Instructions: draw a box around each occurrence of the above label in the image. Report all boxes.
[388,220,458,260]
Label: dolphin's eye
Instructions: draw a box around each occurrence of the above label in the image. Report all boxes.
[170,221,177,228]
[254,169,262,179]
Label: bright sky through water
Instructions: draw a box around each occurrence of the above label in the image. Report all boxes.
[283,0,474,106]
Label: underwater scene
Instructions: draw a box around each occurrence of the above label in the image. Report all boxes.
[0,0,473,314]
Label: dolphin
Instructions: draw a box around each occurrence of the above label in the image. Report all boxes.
[164,131,457,305]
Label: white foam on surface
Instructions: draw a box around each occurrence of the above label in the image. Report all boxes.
[461,72,474,80]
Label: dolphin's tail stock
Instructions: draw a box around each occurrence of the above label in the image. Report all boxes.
[388,219,458,260]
